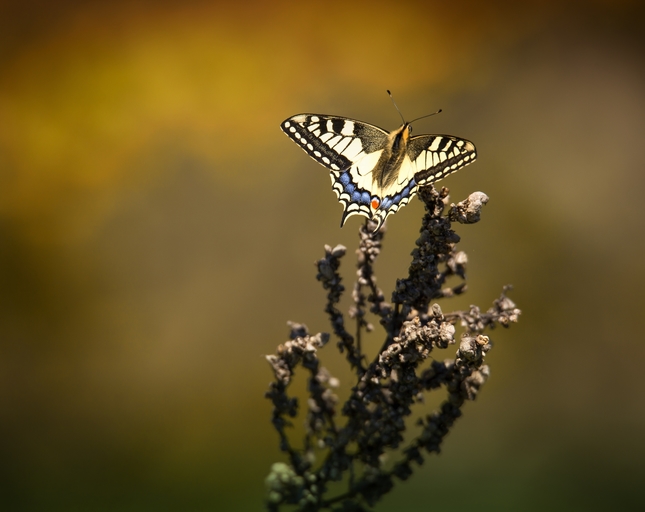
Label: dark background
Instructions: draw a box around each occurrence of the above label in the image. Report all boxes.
[1,0,644,510]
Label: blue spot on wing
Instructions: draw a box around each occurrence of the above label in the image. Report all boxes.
[379,178,417,209]
[351,190,362,202]
[360,192,370,205]
[340,172,350,185]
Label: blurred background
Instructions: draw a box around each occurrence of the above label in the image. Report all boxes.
[1,0,644,510]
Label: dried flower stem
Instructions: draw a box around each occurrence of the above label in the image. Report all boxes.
[265,186,521,511]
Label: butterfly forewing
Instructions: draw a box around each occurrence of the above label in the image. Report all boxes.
[280,114,389,171]
[408,135,477,185]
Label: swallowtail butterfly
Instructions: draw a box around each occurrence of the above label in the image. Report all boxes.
[281,95,477,231]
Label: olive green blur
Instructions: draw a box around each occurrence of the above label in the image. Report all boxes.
[1,1,644,510]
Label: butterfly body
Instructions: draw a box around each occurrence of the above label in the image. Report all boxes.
[281,112,476,231]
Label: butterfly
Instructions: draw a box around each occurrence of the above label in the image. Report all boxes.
[281,95,477,231]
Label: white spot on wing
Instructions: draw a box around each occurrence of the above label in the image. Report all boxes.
[341,121,354,136]
[334,137,352,154]
[342,138,363,159]
[327,135,342,148]
[439,152,447,162]
[310,116,319,122]
[284,121,291,128]
[394,158,416,186]
[429,138,442,151]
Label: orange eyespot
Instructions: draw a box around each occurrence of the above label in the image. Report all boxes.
[371,198,380,209]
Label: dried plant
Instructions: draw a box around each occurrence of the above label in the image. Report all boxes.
[265,186,521,511]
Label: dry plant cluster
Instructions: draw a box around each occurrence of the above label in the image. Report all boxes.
[265,186,521,511]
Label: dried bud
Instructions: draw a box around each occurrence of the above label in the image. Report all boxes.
[449,192,489,224]
[331,244,347,258]
[476,335,489,346]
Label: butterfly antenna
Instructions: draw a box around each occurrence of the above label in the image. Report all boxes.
[387,90,406,124]
[409,109,443,125]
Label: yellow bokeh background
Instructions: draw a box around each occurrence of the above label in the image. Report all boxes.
[1,0,644,510]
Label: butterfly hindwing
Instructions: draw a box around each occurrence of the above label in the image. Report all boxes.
[363,157,420,231]
[330,165,379,227]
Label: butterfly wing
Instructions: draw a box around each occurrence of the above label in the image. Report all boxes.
[408,134,477,185]
[281,114,478,232]
[281,114,389,225]
[367,134,477,231]
[368,157,419,232]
